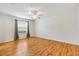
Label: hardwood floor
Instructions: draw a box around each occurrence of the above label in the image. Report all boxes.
[0,37,79,56]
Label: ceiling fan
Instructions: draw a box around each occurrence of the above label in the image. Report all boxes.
[27,8,43,20]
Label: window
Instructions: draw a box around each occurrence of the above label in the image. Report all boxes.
[18,20,27,39]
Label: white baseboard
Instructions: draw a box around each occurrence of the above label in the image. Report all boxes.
[36,36,79,46]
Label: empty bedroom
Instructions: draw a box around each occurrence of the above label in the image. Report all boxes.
[0,3,78,56]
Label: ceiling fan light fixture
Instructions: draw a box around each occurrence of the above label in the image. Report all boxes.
[31,15,38,20]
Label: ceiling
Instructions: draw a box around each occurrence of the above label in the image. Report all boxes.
[0,3,78,19]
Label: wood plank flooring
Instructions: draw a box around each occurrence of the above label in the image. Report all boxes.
[0,37,79,56]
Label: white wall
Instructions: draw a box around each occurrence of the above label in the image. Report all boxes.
[0,13,35,43]
[29,20,36,36]
[77,7,79,41]
[0,13,14,43]
[35,4,79,45]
